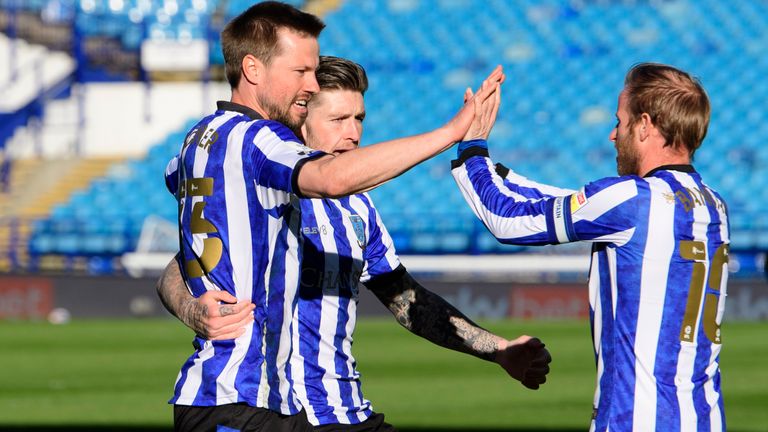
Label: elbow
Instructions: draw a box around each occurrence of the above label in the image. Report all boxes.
[155,275,165,298]
[487,225,508,240]
[482,221,518,244]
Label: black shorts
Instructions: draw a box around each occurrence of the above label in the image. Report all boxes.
[313,412,397,432]
[174,403,313,432]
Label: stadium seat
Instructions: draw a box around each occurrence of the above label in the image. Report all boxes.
[15,0,768,265]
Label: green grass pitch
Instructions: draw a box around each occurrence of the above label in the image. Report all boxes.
[0,318,766,431]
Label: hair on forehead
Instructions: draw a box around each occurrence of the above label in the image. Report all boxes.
[316,56,368,94]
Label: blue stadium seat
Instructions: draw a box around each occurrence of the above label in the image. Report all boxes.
[21,0,768,262]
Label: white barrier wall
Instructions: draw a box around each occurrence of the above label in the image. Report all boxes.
[6,81,231,159]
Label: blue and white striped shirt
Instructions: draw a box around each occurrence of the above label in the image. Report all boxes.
[451,141,730,432]
[292,193,400,426]
[167,101,324,414]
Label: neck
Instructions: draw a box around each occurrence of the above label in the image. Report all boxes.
[638,146,691,177]
[231,87,270,119]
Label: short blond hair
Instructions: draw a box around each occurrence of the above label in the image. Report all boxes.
[624,63,710,156]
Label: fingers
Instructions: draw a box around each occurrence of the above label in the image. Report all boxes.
[207,289,238,305]
[215,301,255,318]
[201,289,254,318]
[447,66,504,143]
[478,82,501,136]
[522,372,547,390]
[522,336,544,349]
[527,351,551,375]
[195,291,255,340]
[472,66,505,103]
[464,87,473,104]
[206,303,254,339]
[505,336,551,390]
[485,65,503,83]
[489,82,501,124]
[208,314,254,340]
[525,337,551,369]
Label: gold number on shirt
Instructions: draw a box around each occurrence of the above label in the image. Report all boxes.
[180,177,222,278]
[679,241,729,344]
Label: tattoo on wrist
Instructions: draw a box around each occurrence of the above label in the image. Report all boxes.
[180,297,208,337]
[450,317,499,361]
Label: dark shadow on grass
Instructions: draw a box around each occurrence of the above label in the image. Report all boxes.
[0,427,172,432]
[0,427,585,432]
[0,427,586,432]
[1,427,760,432]
[398,428,585,432]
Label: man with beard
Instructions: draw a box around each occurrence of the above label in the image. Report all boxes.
[166,2,504,431]
[451,63,729,431]
[161,55,550,431]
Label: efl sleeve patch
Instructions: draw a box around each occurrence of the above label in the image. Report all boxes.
[570,189,588,214]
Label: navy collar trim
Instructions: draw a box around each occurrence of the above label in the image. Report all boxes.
[643,164,695,177]
[216,101,264,120]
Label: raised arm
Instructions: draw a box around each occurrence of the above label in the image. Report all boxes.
[451,140,641,246]
[156,256,254,340]
[297,66,505,198]
[365,267,551,390]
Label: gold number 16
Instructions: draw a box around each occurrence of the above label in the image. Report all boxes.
[679,241,729,344]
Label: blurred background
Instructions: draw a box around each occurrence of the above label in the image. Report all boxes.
[0,0,766,430]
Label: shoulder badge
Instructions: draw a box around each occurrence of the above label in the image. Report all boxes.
[348,215,366,249]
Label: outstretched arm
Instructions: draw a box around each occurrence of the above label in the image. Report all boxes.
[156,256,254,340]
[365,267,551,389]
[297,66,505,198]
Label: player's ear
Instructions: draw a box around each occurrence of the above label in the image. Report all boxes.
[241,54,263,85]
[638,113,653,141]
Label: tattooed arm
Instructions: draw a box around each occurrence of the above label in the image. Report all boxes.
[156,255,254,340]
[365,265,551,389]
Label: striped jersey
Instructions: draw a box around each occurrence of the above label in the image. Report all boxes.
[451,141,730,432]
[292,193,401,426]
[167,101,324,414]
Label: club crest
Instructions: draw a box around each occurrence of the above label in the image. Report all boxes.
[348,215,366,249]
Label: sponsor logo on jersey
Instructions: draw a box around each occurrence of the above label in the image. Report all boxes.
[570,189,588,213]
[348,215,366,249]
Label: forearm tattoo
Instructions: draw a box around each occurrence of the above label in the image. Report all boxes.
[156,259,208,337]
[370,272,500,362]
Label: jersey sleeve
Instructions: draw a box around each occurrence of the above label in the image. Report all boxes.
[165,154,180,196]
[248,120,325,196]
[493,161,577,199]
[357,193,401,283]
[451,140,641,246]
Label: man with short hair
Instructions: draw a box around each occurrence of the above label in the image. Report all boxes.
[451,63,729,431]
[166,1,505,430]
[160,55,550,431]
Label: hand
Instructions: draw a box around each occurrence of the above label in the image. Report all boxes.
[183,290,255,340]
[495,335,552,390]
[462,78,501,141]
[444,65,505,142]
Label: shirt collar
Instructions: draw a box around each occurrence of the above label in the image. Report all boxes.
[643,164,696,177]
[216,101,264,120]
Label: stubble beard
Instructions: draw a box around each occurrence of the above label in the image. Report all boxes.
[615,130,640,176]
[262,97,304,136]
